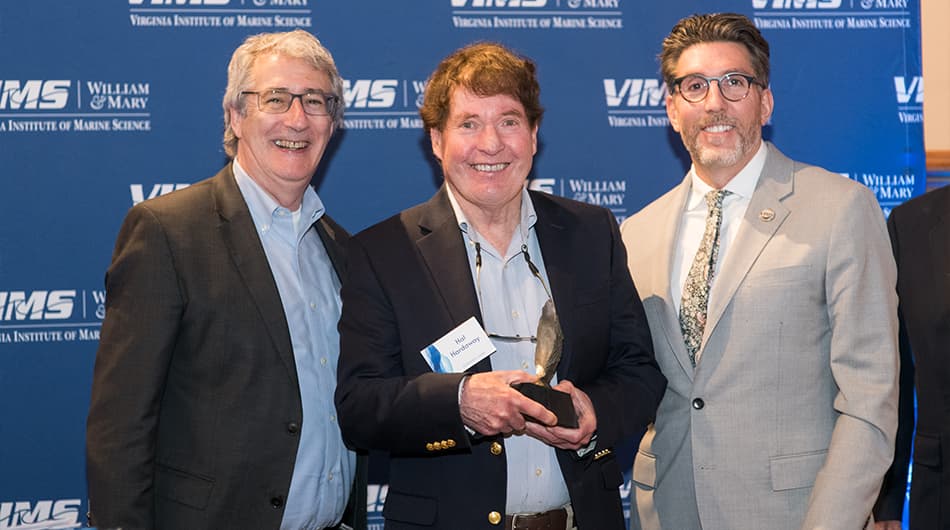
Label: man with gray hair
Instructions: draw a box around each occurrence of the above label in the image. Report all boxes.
[86,29,364,530]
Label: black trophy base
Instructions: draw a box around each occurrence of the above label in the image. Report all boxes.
[512,382,579,428]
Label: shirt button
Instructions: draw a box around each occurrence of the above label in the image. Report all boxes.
[310,302,316,309]
[692,398,705,410]
[261,225,270,233]
[521,361,530,370]
[535,468,542,477]
[320,358,327,366]
[328,472,334,481]
[511,310,519,319]
[330,414,336,422]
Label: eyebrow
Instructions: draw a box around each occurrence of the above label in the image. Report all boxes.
[453,108,526,121]
[260,87,332,94]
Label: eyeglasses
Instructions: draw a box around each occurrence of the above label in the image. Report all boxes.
[240,89,339,116]
[672,72,765,103]
[474,242,555,344]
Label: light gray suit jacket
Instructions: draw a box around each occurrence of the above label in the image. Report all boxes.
[621,142,898,530]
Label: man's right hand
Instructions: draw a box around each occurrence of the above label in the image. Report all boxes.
[459,371,557,436]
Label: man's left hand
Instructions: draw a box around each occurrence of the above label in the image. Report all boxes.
[524,380,597,450]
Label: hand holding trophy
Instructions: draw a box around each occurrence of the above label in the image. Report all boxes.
[511,298,579,428]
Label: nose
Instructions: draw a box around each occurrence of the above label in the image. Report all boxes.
[703,80,727,111]
[284,95,309,128]
[477,124,503,154]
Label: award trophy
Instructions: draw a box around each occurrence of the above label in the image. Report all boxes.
[512,299,579,428]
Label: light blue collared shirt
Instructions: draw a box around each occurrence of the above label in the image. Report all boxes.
[233,160,355,530]
[446,185,571,514]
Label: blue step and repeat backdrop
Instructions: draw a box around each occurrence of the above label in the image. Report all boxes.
[0,1,923,528]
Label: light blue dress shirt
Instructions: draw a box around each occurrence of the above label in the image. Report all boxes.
[233,161,355,530]
[446,186,571,514]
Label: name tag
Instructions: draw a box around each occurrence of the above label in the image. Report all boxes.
[420,316,495,373]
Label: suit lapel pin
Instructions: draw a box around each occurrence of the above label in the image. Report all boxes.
[759,208,775,222]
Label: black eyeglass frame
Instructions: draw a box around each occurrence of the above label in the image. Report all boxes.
[240,89,339,116]
[671,72,766,103]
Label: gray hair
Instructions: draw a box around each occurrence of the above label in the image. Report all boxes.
[222,29,344,158]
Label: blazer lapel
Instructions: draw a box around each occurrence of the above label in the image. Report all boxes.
[315,215,347,281]
[212,165,299,388]
[413,187,488,371]
[650,178,697,380]
[927,191,950,301]
[531,193,574,378]
[701,143,793,368]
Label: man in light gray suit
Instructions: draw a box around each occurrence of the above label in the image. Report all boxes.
[621,13,899,530]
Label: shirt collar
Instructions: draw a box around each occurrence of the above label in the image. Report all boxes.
[444,184,537,241]
[232,159,326,234]
[686,141,768,210]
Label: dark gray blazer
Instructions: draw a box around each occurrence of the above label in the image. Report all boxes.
[86,165,366,530]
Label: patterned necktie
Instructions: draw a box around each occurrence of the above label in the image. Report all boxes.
[680,189,730,366]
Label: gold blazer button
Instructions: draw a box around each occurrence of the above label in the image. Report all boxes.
[490,441,503,456]
[488,511,502,525]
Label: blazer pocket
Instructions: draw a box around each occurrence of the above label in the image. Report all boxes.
[769,450,827,491]
[913,432,941,468]
[632,450,657,489]
[155,463,214,510]
[383,490,438,526]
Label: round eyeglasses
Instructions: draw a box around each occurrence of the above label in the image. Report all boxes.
[240,89,338,116]
[672,72,765,103]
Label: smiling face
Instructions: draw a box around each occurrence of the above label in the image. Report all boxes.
[229,52,334,207]
[667,41,773,187]
[430,88,538,217]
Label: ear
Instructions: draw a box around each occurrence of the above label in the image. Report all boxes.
[666,94,681,133]
[759,87,774,126]
[229,106,244,139]
[530,123,538,156]
[430,128,444,162]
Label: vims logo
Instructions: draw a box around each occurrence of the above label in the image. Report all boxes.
[342,79,426,130]
[752,0,842,8]
[604,78,666,107]
[894,76,923,104]
[451,0,546,7]
[895,76,923,124]
[0,498,80,530]
[0,81,70,110]
[604,78,668,128]
[131,183,190,206]
[344,80,398,109]
[528,178,556,195]
[129,0,229,4]
[0,291,77,321]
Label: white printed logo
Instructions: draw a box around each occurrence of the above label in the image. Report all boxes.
[752,0,842,8]
[603,79,666,108]
[0,81,70,110]
[894,76,923,104]
[130,183,190,206]
[0,499,81,530]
